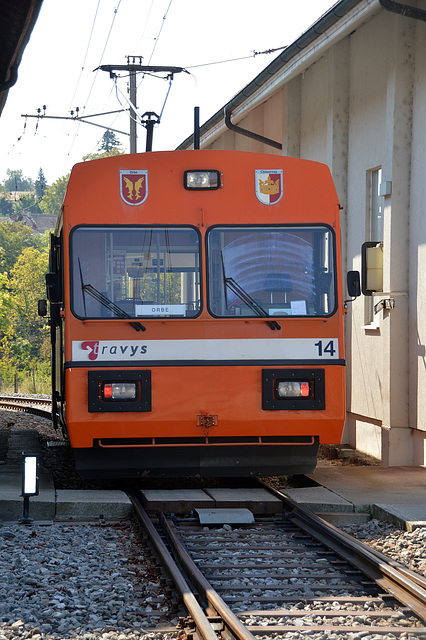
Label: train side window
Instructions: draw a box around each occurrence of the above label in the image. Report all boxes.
[70,226,201,319]
[207,225,336,318]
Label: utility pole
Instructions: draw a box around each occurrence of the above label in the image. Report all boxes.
[129,67,137,154]
[99,57,186,153]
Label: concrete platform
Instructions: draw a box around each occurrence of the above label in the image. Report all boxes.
[0,466,55,521]
[284,486,355,513]
[372,504,426,532]
[139,488,282,515]
[140,489,214,513]
[281,485,371,525]
[56,490,133,520]
[203,487,283,515]
[2,456,426,529]
[308,464,426,530]
[0,465,132,522]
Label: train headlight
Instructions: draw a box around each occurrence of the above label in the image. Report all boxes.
[184,170,220,190]
[276,381,310,398]
[102,382,137,401]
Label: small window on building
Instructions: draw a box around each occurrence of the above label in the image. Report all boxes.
[364,167,383,326]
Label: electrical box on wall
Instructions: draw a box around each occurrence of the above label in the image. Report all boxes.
[379,181,392,197]
[362,242,383,296]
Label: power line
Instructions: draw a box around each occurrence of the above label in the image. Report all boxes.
[62,1,123,174]
[147,0,173,65]
[184,45,288,70]
[138,0,174,90]
[67,0,101,114]
[83,0,123,115]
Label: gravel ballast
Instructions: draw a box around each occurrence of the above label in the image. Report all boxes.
[1,406,426,640]
[0,521,181,640]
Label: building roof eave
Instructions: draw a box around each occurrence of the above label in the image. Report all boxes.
[177,0,380,150]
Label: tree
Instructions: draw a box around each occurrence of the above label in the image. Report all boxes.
[82,147,125,163]
[39,174,69,216]
[0,272,12,334]
[0,220,46,274]
[35,168,48,199]
[3,169,34,192]
[97,130,123,153]
[0,196,13,217]
[12,193,42,216]
[1,246,49,369]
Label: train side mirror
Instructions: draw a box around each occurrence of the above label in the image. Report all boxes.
[45,272,61,303]
[347,271,361,299]
[38,299,48,317]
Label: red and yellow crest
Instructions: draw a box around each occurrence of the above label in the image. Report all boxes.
[120,170,148,205]
[255,169,283,205]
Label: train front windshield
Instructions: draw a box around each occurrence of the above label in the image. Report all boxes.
[71,227,201,319]
[70,224,336,320]
[207,226,336,318]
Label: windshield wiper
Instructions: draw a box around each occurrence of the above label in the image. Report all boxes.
[79,260,145,332]
[223,275,281,331]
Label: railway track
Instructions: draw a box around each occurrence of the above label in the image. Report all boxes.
[0,394,52,420]
[128,487,426,640]
[3,396,426,636]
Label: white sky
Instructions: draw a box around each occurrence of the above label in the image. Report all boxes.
[0,0,338,186]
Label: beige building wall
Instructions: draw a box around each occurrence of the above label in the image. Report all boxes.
[200,1,426,466]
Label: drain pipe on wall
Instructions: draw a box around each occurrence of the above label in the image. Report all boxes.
[379,0,426,20]
[224,105,282,151]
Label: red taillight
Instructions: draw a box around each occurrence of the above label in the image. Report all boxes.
[300,382,310,397]
[276,380,311,398]
[103,383,113,399]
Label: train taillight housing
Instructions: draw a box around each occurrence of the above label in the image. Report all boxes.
[262,369,325,411]
[102,382,137,401]
[88,371,152,413]
[184,170,220,190]
[276,381,310,398]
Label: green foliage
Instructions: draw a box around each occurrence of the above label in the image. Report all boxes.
[0,142,126,384]
[0,245,50,371]
[82,147,125,162]
[0,362,51,394]
[39,174,69,216]
[35,168,48,199]
[0,272,12,334]
[98,130,123,153]
[0,196,13,217]
[12,192,42,215]
[0,220,46,275]
[3,169,34,191]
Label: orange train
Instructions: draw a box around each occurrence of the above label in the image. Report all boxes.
[43,150,345,478]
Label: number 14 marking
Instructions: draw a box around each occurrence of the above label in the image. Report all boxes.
[314,340,336,357]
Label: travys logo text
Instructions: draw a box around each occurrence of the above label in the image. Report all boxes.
[80,341,148,361]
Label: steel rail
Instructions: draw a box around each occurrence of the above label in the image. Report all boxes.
[261,480,426,623]
[0,394,51,406]
[0,399,52,420]
[160,512,257,640]
[127,490,220,640]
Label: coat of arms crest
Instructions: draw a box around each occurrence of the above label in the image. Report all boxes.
[120,170,148,205]
[255,170,283,205]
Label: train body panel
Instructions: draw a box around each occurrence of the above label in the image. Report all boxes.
[47,150,345,478]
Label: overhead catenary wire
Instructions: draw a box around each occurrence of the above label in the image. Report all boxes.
[66,0,101,115]
[61,1,123,175]
[146,0,173,65]
[184,45,288,70]
[137,0,174,89]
